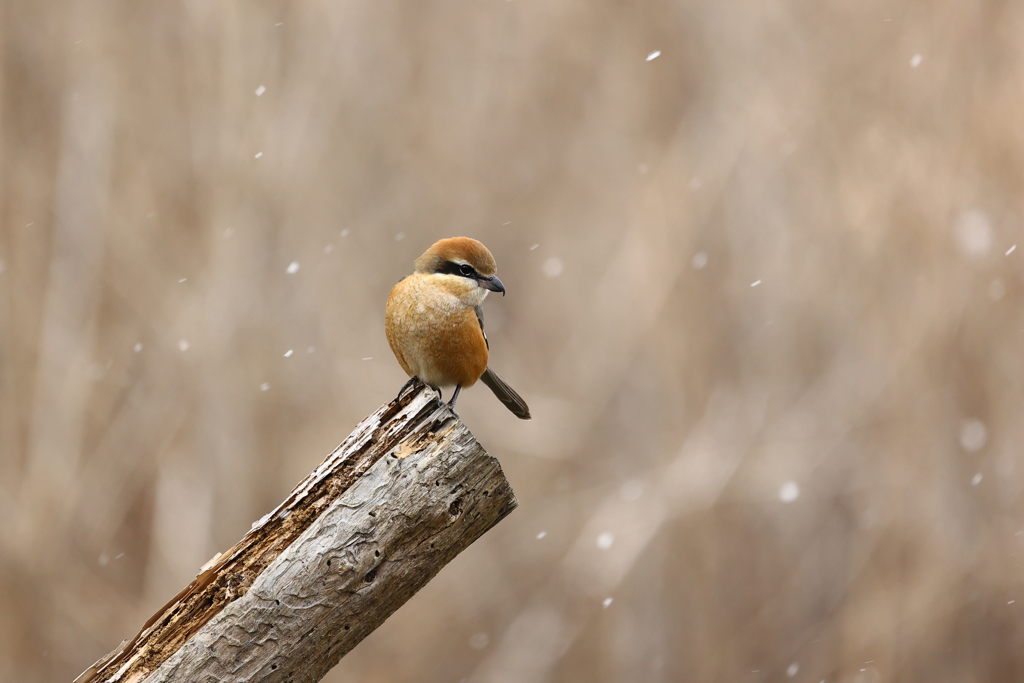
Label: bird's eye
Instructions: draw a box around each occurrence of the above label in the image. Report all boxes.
[459,263,474,276]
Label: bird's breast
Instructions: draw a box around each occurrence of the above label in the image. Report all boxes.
[385,275,489,388]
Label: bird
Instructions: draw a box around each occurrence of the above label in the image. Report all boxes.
[385,237,531,420]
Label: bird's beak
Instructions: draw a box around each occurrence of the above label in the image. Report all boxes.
[480,275,505,295]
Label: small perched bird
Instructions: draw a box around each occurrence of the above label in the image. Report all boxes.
[385,237,531,419]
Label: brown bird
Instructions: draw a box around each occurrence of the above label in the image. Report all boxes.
[385,237,531,419]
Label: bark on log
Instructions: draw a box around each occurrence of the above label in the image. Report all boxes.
[75,381,518,683]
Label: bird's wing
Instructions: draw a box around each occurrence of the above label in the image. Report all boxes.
[474,305,489,349]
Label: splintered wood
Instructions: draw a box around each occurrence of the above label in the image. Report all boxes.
[76,382,518,683]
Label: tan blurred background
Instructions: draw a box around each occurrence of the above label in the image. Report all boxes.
[3,0,1024,681]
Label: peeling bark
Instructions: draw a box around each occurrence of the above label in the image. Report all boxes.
[76,382,518,683]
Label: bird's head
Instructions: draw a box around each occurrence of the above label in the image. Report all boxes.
[414,237,506,295]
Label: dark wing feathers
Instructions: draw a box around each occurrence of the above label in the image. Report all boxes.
[474,305,488,349]
[475,306,530,419]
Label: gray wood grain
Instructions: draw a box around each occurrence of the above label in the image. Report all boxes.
[76,383,517,683]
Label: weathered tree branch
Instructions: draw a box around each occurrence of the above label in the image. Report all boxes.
[76,381,518,683]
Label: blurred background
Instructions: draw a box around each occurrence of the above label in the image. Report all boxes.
[3,0,1024,681]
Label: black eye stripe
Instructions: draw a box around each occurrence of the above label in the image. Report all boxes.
[436,260,478,278]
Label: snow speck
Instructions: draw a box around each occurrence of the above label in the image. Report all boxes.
[972,472,983,486]
[26,222,34,227]
[340,229,349,237]
[543,257,564,278]
[324,244,334,254]
[620,479,644,501]
[275,22,283,26]
[98,553,109,566]
[596,532,614,550]
[260,383,270,392]
[779,481,800,502]
[362,357,373,361]
[910,53,923,67]
[284,349,293,357]
[1007,244,1017,256]
[178,278,187,283]
[536,531,547,540]
[502,221,512,226]
[255,85,266,96]
[750,279,762,287]
[134,343,143,353]
[178,339,190,352]
[989,279,1007,300]
[691,251,708,269]
[224,228,234,239]
[787,662,799,677]
[602,597,614,608]
[1010,600,1016,604]
[469,633,489,650]
[689,177,703,190]
[529,243,540,251]
[306,346,315,353]
[955,209,992,256]
[254,151,263,159]
[646,50,661,61]
[286,261,300,274]
[960,419,987,452]
[638,163,649,174]
[394,232,406,241]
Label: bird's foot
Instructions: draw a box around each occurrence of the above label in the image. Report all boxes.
[396,376,421,400]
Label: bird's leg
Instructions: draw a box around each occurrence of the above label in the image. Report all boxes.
[396,376,420,399]
[448,384,462,410]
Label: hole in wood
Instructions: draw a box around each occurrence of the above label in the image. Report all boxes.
[448,499,462,516]
[364,569,377,583]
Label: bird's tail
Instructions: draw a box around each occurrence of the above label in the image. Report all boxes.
[480,367,531,420]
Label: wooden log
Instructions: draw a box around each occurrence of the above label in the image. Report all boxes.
[76,381,518,683]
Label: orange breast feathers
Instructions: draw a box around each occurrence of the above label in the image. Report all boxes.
[385,273,489,389]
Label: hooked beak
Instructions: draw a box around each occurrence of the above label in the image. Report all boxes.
[479,275,505,295]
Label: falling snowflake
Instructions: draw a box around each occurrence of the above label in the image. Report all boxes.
[779,481,800,502]
[543,257,564,278]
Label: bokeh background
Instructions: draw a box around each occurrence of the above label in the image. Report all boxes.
[3,0,1024,681]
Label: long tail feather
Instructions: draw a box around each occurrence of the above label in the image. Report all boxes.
[480,368,531,420]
